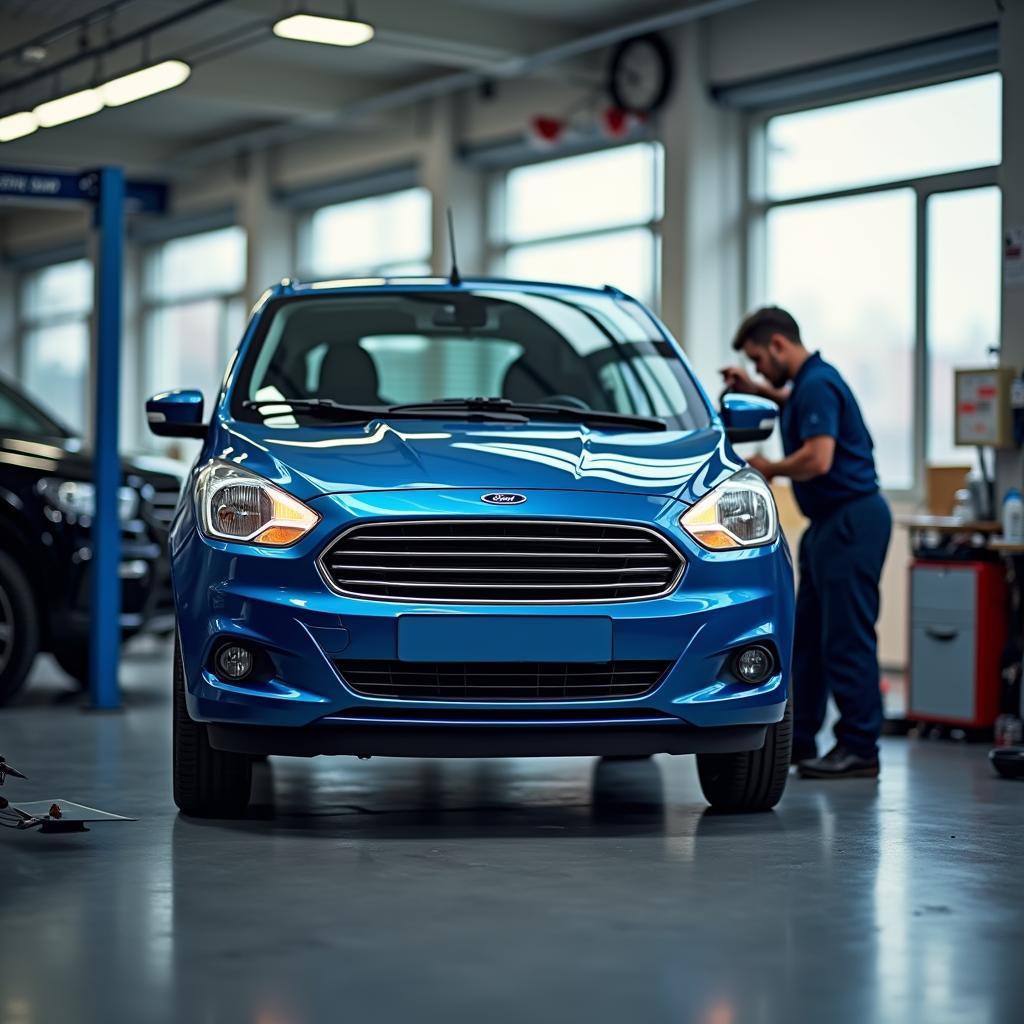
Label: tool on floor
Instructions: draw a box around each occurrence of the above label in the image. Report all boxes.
[989,746,1024,780]
[0,755,135,834]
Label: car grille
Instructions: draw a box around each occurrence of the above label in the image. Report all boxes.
[335,660,673,701]
[319,520,684,603]
[145,487,180,533]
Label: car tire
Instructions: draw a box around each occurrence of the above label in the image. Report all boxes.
[0,550,40,706]
[696,698,792,813]
[52,642,91,689]
[173,635,252,817]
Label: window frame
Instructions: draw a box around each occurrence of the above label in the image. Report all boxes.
[139,225,248,448]
[744,71,1001,500]
[487,140,665,311]
[16,256,94,434]
[294,184,433,281]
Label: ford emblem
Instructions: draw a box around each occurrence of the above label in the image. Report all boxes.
[481,492,527,505]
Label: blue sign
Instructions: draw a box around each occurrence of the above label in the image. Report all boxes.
[0,166,93,200]
[0,165,166,212]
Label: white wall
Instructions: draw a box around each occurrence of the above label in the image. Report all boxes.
[998,3,1024,502]
[0,265,16,376]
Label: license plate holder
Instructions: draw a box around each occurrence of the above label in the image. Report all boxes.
[397,615,613,663]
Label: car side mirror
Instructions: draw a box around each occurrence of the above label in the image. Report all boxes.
[721,394,778,444]
[146,390,208,439]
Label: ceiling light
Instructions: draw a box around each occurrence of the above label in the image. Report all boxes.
[272,13,374,47]
[34,88,103,128]
[101,59,191,107]
[0,111,38,142]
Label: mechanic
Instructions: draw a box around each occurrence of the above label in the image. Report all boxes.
[722,306,892,779]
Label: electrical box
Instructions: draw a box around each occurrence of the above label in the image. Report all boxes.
[955,367,1016,448]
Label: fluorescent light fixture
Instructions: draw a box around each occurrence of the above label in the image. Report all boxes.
[100,59,191,106]
[0,111,38,142]
[273,13,374,47]
[34,88,103,128]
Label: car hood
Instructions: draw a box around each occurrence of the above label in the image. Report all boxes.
[210,418,743,508]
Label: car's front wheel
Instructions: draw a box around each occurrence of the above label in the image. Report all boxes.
[0,550,39,707]
[52,641,91,690]
[696,699,792,813]
[173,636,252,817]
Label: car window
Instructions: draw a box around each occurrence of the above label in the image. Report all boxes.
[237,290,710,431]
[357,336,524,404]
[0,383,71,437]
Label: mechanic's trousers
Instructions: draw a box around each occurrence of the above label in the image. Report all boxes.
[792,491,892,759]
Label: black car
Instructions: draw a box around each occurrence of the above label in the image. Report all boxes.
[0,377,181,704]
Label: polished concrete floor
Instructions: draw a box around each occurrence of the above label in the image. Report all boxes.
[1,643,1022,1024]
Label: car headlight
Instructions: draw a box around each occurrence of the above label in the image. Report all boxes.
[679,469,778,550]
[38,479,139,523]
[195,461,319,546]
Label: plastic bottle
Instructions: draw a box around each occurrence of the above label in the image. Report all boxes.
[1002,487,1024,542]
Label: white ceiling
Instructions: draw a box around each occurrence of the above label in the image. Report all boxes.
[0,0,682,171]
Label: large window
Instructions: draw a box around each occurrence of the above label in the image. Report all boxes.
[926,186,1002,465]
[142,226,247,446]
[767,74,1001,199]
[19,258,93,433]
[767,191,916,489]
[756,73,1001,491]
[298,187,431,279]
[497,143,663,307]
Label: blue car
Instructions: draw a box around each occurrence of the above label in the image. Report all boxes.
[147,278,794,817]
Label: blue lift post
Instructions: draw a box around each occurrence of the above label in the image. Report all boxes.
[0,164,166,709]
[89,166,125,710]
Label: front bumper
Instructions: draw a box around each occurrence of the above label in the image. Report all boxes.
[207,720,768,758]
[173,488,794,754]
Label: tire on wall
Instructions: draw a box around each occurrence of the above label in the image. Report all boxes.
[173,635,252,817]
[0,550,40,707]
[696,698,792,813]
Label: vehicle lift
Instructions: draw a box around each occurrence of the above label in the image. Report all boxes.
[0,164,166,709]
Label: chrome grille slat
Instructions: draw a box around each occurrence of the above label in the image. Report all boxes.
[331,550,671,559]
[338,579,666,590]
[349,534,649,544]
[327,565,671,574]
[145,488,180,529]
[320,519,685,604]
[336,659,673,701]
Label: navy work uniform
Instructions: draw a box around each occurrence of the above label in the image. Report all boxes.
[782,353,892,760]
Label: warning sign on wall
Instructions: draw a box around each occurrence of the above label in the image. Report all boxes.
[955,367,1015,447]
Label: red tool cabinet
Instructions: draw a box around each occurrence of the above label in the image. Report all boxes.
[908,560,1006,728]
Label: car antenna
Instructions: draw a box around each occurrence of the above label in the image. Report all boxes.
[447,207,461,287]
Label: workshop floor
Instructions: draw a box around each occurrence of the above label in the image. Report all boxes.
[2,642,1022,1024]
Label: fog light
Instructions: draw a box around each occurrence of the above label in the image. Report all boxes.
[216,644,253,681]
[735,645,773,684]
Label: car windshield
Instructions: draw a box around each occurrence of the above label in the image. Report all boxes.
[233,288,711,431]
[0,379,72,438]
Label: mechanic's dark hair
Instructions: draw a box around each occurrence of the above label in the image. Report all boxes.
[731,306,802,351]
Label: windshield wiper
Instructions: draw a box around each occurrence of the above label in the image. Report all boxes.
[241,398,527,423]
[387,398,667,432]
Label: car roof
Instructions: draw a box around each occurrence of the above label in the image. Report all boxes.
[267,275,638,303]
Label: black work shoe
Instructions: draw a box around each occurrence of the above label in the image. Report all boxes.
[797,745,879,779]
[791,745,817,766]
